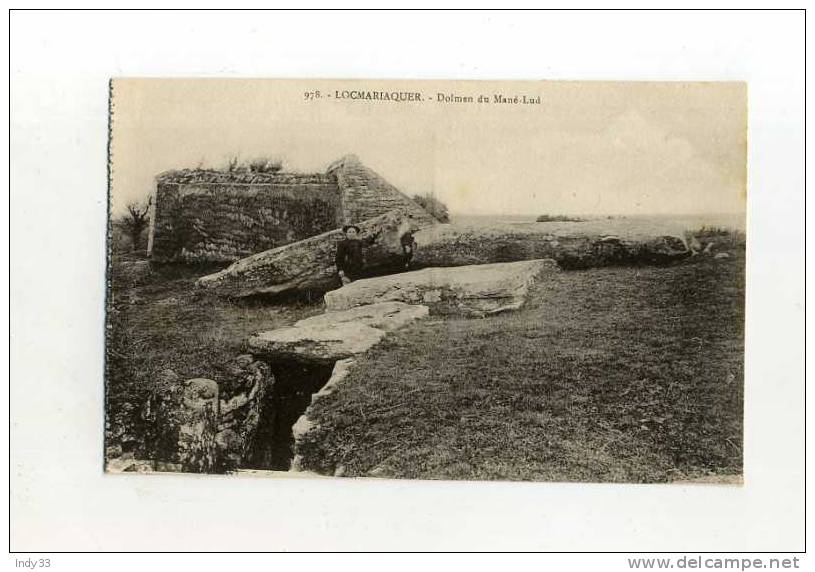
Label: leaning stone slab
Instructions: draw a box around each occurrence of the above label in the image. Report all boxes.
[324,259,559,316]
[311,357,356,402]
[196,209,433,298]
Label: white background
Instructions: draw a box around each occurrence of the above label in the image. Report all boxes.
[7,7,807,560]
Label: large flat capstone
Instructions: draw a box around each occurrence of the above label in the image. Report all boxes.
[296,301,429,332]
[248,301,428,363]
[324,259,559,316]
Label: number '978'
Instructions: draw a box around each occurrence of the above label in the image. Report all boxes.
[304,91,321,100]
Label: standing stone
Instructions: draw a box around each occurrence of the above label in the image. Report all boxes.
[216,356,274,469]
[177,378,220,473]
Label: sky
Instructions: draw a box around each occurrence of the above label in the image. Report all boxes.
[110,79,746,217]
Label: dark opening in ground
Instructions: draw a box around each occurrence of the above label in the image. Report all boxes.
[244,359,335,471]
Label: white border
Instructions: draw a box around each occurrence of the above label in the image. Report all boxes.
[8,9,806,553]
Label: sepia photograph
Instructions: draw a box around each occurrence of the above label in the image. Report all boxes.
[106,79,746,482]
[11,7,807,556]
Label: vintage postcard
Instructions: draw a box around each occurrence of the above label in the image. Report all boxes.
[107,79,746,482]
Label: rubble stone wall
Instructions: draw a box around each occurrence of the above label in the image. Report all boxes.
[148,156,435,263]
[149,172,343,263]
[329,155,437,226]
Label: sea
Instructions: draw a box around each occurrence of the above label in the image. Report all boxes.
[450,213,746,237]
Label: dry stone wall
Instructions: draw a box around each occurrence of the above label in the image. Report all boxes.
[329,155,437,226]
[149,172,343,263]
[148,156,434,263]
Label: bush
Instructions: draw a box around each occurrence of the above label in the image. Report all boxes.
[413,193,450,223]
[247,156,283,173]
[685,226,746,253]
[222,156,284,173]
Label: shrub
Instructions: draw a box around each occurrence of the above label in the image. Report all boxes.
[685,226,746,253]
[221,156,284,173]
[247,156,283,173]
[225,155,241,173]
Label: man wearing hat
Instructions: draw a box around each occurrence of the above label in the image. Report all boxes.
[335,224,381,285]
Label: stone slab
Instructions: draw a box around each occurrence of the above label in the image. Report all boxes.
[248,322,386,363]
[324,259,559,316]
[296,301,429,332]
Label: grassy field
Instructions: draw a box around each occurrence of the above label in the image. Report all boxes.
[298,250,745,482]
[107,228,744,481]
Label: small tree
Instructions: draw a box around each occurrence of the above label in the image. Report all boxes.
[413,193,450,223]
[118,198,152,252]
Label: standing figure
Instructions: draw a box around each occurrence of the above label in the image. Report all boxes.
[335,224,381,285]
[400,231,417,271]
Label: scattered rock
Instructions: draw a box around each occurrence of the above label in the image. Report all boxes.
[106,453,135,473]
[714,252,731,259]
[154,461,183,473]
[324,259,558,316]
[124,460,155,473]
[106,455,154,474]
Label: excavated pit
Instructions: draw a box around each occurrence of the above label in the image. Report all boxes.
[243,358,335,471]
